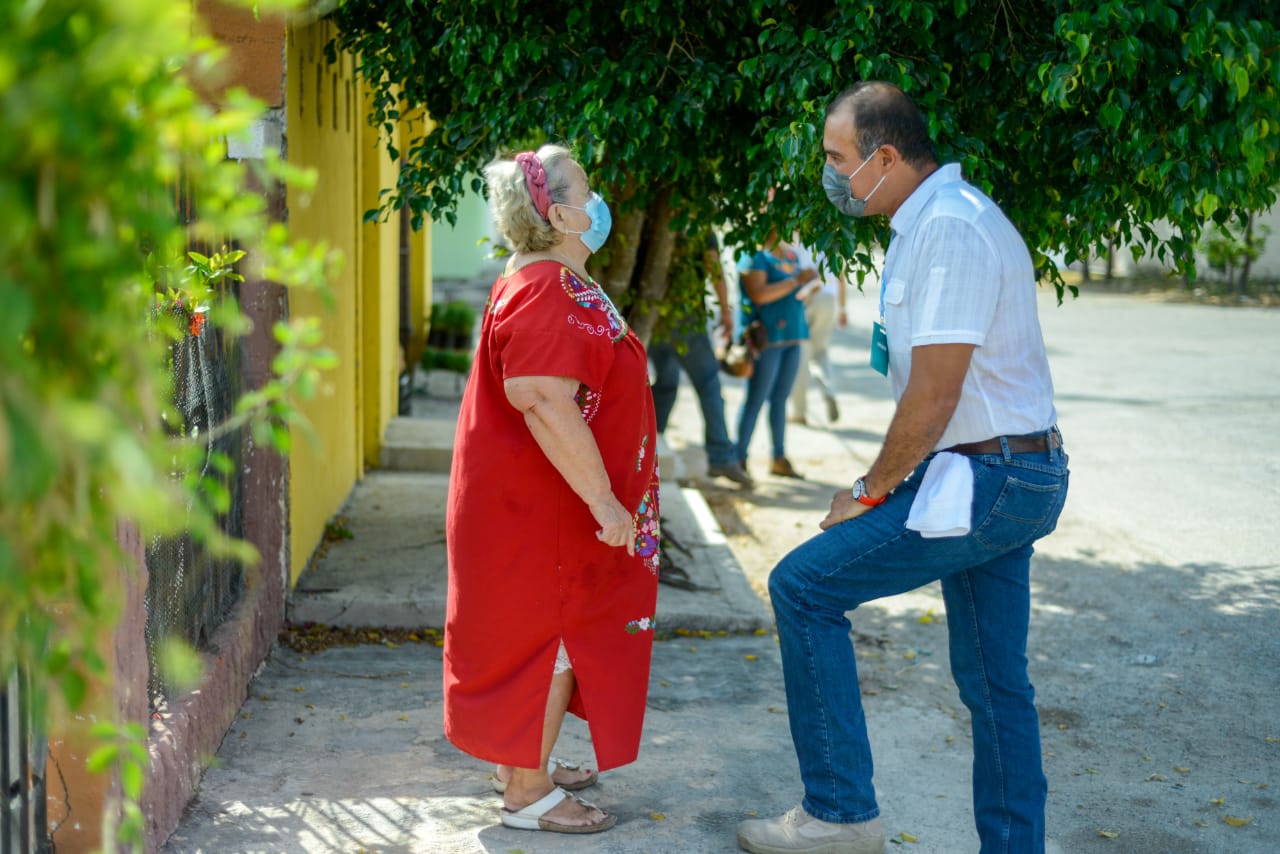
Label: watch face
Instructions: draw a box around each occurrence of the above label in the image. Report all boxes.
[852,479,866,499]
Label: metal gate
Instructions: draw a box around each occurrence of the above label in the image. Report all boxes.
[1,668,49,854]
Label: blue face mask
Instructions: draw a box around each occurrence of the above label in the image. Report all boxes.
[559,192,612,253]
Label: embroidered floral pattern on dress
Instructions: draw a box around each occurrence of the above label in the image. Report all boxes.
[633,478,660,574]
[561,267,626,341]
[635,434,647,472]
[624,615,656,634]
[575,383,602,423]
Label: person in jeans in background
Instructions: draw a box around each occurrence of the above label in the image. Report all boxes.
[738,81,1069,854]
[789,239,848,426]
[649,232,754,487]
[734,228,819,480]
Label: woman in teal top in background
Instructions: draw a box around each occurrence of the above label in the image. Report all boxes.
[735,230,819,478]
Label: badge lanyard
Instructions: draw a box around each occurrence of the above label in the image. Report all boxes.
[870,258,890,376]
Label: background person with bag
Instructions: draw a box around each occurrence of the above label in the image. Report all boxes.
[733,227,819,479]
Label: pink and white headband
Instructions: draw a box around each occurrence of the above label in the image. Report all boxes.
[515,151,552,220]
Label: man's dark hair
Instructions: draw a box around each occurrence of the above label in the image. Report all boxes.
[826,81,937,169]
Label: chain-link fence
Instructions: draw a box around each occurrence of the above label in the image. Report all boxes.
[143,308,246,710]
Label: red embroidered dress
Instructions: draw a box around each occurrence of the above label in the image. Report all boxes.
[444,261,660,772]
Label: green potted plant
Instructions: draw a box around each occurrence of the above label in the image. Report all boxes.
[443,349,473,373]
[419,347,473,373]
[427,300,477,350]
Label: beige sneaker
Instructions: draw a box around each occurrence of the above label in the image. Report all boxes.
[737,805,885,854]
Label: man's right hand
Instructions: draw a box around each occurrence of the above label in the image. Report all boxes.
[820,489,872,530]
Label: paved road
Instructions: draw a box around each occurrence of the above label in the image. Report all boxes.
[1033,287,1277,569]
[674,282,1280,853]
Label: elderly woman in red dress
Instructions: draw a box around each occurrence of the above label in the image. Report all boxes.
[444,144,660,836]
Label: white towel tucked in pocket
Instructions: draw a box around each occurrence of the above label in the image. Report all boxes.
[906,452,974,538]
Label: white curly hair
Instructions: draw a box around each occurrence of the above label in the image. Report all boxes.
[484,144,580,253]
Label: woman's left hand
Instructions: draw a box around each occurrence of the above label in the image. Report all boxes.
[505,374,639,557]
[589,495,635,555]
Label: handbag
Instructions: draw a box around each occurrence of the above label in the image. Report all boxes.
[714,325,754,378]
[717,320,767,379]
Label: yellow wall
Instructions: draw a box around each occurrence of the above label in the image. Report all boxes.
[360,103,402,469]
[401,109,435,368]
[407,216,432,369]
[284,21,434,582]
[286,19,363,582]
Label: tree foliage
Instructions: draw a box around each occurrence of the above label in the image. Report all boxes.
[1,1,334,842]
[333,0,1279,328]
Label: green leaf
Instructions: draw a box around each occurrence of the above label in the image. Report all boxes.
[1197,192,1221,220]
[121,758,144,800]
[1069,32,1091,62]
[86,745,119,775]
[1099,102,1123,131]
[61,670,88,711]
[1233,65,1249,100]
[158,639,204,695]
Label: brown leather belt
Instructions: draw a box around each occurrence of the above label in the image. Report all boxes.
[945,431,1061,456]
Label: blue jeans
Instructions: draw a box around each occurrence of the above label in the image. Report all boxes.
[768,437,1069,853]
[735,343,801,461]
[649,330,736,467]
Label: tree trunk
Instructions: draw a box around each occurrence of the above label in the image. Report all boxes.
[599,197,646,304]
[591,182,680,346]
[1182,229,1194,290]
[626,186,676,347]
[1238,214,1253,296]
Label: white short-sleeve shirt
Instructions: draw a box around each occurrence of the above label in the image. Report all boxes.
[881,163,1057,450]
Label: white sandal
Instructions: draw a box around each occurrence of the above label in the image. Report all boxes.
[500,786,617,834]
[490,756,598,793]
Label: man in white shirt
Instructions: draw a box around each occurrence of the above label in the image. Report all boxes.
[738,81,1069,854]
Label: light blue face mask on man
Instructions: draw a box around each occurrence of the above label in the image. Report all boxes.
[559,192,613,253]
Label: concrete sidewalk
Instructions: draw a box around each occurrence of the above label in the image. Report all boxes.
[286,394,771,636]
[161,359,1077,854]
[163,379,810,853]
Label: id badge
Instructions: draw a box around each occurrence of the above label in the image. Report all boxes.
[870,321,889,376]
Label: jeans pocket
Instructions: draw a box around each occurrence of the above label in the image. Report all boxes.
[973,475,1065,552]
